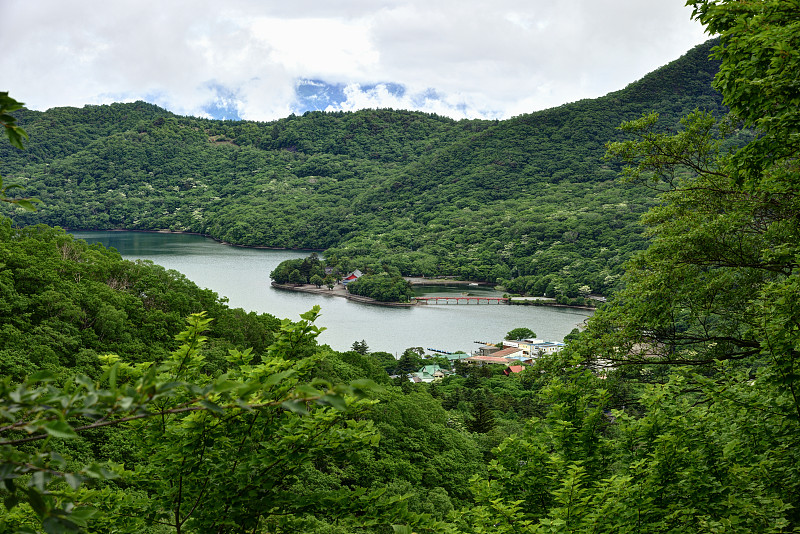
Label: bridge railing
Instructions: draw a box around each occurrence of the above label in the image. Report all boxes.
[413,297,508,305]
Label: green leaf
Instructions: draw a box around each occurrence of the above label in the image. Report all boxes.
[4,493,19,510]
[29,370,56,383]
[26,488,46,516]
[31,471,48,492]
[70,505,98,524]
[349,378,379,397]
[299,305,322,322]
[49,452,67,468]
[211,378,239,394]
[319,394,348,411]
[12,198,40,211]
[295,384,323,398]
[0,473,17,493]
[64,474,83,490]
[5,128,27,150]
[74,375,94,389]
[82,463,118,480]
[43,420,78,439]
[200,399,225,415]
[42,515,81,533]
[264,369,295,387]
[281,399,309,415]
[106,362,118,391]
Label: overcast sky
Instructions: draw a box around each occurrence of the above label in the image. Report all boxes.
[3,1,712,121]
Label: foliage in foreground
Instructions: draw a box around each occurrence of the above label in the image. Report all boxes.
[0,309,444,533]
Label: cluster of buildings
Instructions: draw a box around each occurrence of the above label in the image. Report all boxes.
[406,337,566,383]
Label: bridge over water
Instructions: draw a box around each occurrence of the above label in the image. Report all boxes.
[413,296,508,305]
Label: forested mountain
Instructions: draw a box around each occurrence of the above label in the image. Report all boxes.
[0,222,283,383]
[1,40,729,297]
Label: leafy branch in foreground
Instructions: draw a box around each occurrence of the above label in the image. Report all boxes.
[0,92,28,150]
[604,110,730,191]
[0,307,387,533]
[0,92,39,211]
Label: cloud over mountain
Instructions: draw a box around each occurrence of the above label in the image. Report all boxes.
[3,0,710,121]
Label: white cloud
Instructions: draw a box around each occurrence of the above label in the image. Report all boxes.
[326,84,500,120]
[248,17,379,76]
[1,0,711,121]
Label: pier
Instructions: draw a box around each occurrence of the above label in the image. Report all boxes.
[413,296,508,305]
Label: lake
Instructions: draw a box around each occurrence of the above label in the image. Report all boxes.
[71,231,592,356]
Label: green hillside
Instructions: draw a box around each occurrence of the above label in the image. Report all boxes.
[2,40,728,297]
[3,0,800,529]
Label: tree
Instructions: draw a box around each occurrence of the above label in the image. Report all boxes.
[98,311,386,533]
[396,349,424,375]
[505,327,536,340]
[461,4,800,531]
[346,273,414,303]
[465,396,495,434]
[309,273,324,288]
[351,339,369,355]
[571,1,800,528]
[288,268,304,285]
[324,275,335,290]
[564,327,582,345]
[687,0,800,188]
[370,351,399,374]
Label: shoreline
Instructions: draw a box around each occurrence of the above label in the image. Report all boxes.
[271,282,415,307]
[66,227,324,252]
[272,282,596,312]
[508,297,597,311]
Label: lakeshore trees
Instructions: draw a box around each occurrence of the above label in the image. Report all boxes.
[505,327,536,340]
[271,253,414,303]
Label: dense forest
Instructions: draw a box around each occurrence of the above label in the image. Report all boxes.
[2,0,800,531]
[0,39,737,298]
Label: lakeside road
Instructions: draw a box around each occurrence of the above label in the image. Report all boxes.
[271,281,596,311]
[403,277,491,286]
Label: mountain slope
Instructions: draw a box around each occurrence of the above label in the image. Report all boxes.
[2,40,730,296]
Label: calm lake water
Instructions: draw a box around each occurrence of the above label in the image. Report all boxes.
[71,231,592,356]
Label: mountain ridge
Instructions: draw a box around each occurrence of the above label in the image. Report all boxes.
[2,39,729,298]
